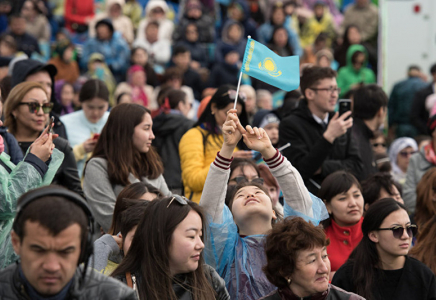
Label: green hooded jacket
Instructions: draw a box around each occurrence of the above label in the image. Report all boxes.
[337,44,376,98]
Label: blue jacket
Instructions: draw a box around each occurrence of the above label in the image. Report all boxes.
[81,31,130,76]
[0,127,23,165]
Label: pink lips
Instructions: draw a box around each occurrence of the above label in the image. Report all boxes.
[244,198,259,206]
[400,243,410,249]
[315,276,328,282]
[191,255,200,261]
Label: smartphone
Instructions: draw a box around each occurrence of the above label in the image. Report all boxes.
[92,133,100,141]
[48,116,55,134]
[338,99,352,117]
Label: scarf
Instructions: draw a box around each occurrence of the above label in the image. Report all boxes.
[424,142,436,165]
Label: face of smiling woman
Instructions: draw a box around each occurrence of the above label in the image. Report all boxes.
[132,112,155,153]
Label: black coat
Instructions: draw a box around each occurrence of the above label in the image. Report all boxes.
[332,256,436,300]
[153,112,195,190]
[410,84,434,135]
[279,99,363,194]
[0,264,137,300]
[351,118,377,180]
[18,137,83,197]
[207,62,239,88]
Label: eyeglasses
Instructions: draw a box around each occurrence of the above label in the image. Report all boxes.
[372,143,386,148]
[378,224,418,239]
[309,87,341,94]
[399,151,416,158]
[166,195,188,208]
[222,90,246,101]
[18,102,53,114]
[229,176,264,185]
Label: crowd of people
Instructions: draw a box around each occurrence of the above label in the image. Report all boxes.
[0,0,436,299]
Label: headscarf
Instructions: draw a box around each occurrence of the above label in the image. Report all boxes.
[127,65,148,107]
[389,137,418,176]
[54,80,75,116]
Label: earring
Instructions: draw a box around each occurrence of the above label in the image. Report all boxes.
[287,278,291,285]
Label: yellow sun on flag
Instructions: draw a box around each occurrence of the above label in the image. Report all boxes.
[258,58,282,77]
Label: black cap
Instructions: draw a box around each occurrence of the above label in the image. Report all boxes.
[95,18,114,33]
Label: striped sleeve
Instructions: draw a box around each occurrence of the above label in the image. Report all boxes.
[264,149,284,169]
[213,152,233,170]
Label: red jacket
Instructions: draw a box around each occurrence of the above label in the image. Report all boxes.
[325,217,363,272]
[64,0,94,31]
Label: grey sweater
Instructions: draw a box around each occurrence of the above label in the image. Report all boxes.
[83,157,170,232]
[200,150,313,224]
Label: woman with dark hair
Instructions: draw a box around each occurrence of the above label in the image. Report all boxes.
[410,216,436,275]
[415,168,436,229]
[130,46,158,87]
[83,103,170,233]
[54,80,75,116]
[268,26,294,57]
[260,217,364,300]
[112,196,230,299]
[332,198,436,300]
[318,171,364,275]
[199,109,328,299]
[179,85,250,203]
[60,79,110,178]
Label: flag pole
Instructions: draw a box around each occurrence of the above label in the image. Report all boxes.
[233,35,251,110]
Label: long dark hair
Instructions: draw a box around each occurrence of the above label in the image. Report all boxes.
[88,103,164,186]
[111,197,216,300]
[269,26,294,56]
[318,171,361,228]
[335,25,360,67]
[349,198,408,300]
[194,84,248,150]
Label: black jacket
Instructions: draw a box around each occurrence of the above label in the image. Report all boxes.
[153,112,195,190]
[410,83,434,135]
[183,68,204,100]
[351,118,377,180]
[260,284,364,300]
[279,99,363,194]
[11,59,68,139]
[0,264,137,300]
[332,256,436,300]
[207,62,240,88]
[117,264,230,300]
[18,137,83,197]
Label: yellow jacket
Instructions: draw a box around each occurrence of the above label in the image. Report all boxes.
[179,127,234,203]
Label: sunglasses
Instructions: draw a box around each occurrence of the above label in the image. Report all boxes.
[221,90,246,101]
[18,102,53,114]
[372,143,386,148]
[167,195,189,208]
[399,151,416,158]
[378,224,418,239]
[229,176,264,185]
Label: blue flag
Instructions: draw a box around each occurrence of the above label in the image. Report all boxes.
[241,37,300,91]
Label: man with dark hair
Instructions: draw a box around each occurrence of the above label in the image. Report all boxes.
[361,172,403,210]
[7,14,40,57]
[171,45,203,100]
[410,63,436,135]
[0,186,136,299]
[389,65,428,137]
[279,66,363,193]
[352,84,388,180]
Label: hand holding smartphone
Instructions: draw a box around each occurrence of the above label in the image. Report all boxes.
[338,99,352,119]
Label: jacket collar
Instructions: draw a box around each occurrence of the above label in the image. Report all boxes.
[295,99,335,127]
[278,285,329,300]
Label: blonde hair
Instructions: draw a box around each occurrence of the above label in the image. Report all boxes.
[4,82,48,134]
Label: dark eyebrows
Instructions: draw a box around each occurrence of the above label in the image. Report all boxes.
[185,228,202,233]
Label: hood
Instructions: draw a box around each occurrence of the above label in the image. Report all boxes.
[87,53,110,70]
[346,44,367,67]
[11,59,60,113]
[221,20,245,44]
[153,113,193,137]
[389,137,418,175]
[106,0,125,13]
[145,0,169,18]
[252,109,280,128]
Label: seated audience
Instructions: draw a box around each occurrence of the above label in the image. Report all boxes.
[361,172,403,210]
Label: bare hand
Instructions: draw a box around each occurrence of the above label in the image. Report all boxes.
[242,126,275,158]
[222,109,246,148]
[30,125,54,162]
[83,138,98,153]
[323,112,353,144]
[112,234,123,250]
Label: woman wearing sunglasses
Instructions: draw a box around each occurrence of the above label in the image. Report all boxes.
[179,84,250,203]
[332,198,436,300]
[388,137,418,186]
[3,81,83,196]
[112,196,230,300]
[83,103,171,233]
[317,171,364,278]
[200,109,328,299]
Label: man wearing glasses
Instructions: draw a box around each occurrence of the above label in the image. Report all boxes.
[279,66,363,194]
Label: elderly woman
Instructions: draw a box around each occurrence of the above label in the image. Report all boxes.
[261,217,364,300]
[388,137,418,186]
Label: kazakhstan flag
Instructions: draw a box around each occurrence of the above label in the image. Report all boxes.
[241,37,299,91]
